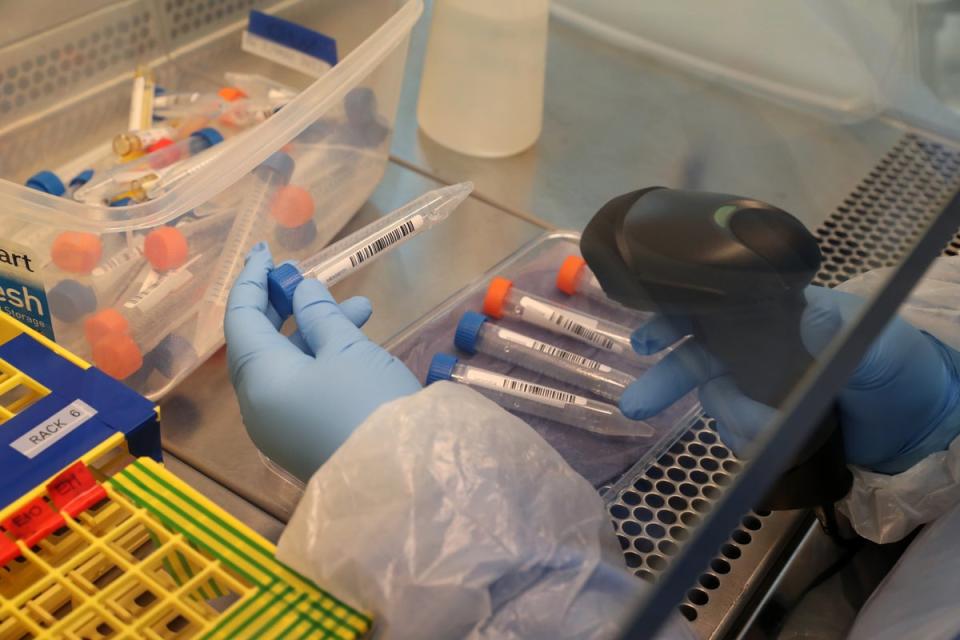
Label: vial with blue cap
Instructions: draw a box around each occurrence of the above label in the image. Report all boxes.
[194,151,297,345]
[454,311,634,402]
[426,353,654,438]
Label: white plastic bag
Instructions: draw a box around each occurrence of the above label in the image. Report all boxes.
[276,382,693,639]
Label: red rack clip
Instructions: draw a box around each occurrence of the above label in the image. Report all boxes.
[2,496,65,548]
[47,461,107,517]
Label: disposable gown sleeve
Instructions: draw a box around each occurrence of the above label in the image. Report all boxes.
[274,381,694,640]
[836,257,960,543]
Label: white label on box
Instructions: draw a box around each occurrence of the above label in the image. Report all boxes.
[241,31,333,78]
[10,400,97,459]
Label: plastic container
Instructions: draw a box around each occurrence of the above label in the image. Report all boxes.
[427,353,653,438]
[382,231,699,489]
[0,0,423,398]
[417,0,549,156]
[454,310,634,401]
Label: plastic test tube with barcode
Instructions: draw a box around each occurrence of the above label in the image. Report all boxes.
[482,277,635,355]
[426,353,653,438]
[454,311,634,402]
[267,182,474,318]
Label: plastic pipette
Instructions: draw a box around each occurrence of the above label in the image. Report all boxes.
[426,353,653,438]
[267,181,474,317]
[454,311,634,402]
[483,277,634,355]
[194,152,295,345]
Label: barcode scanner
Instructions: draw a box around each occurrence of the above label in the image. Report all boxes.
[581,187,852,516]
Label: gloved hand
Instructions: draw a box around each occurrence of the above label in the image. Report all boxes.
[619,286,960,474]
[225,243,422,481]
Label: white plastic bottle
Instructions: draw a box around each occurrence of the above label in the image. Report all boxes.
[417,0,549,157]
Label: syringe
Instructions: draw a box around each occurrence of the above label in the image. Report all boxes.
[194,152,295,345]
[555,255,623,307]
[482,277,635,355]
[453,311,634,402]
[84,254,207,379]
[426,353,653,438]
[267,181,474,317]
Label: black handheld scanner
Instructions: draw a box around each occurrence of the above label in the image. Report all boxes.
[581,187,851,510]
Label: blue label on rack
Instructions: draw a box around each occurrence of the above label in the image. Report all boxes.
[0,241,54,340]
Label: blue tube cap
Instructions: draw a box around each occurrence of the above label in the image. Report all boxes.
[189,127,224,151]
[454,311,488,355]
[26,170,65,196]
[267,261,304,318]
[146,334,198,378]
[49,280,97,322]
[110,197,133,207]
[257,151,295,184]
[274,220,317,251]
[426,353,459,385]
[345,87,377,124]
[69,169,95,189]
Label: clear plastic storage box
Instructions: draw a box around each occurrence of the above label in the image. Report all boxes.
[0,0,423,398]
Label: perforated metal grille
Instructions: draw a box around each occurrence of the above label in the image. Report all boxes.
[161,0,267,47]
[0,5,160,121]
[609,132,960,631]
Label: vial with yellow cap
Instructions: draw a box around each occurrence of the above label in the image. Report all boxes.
[84,254,208,379]
[482,276,635,356]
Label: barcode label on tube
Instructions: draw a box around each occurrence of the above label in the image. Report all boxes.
[517,296,619,351]
[502,379,578,406]
[314,215,424,284]
[497,328,612,372]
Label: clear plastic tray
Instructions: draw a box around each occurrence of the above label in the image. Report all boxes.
[384,231,700,489]
[0,0,422,398]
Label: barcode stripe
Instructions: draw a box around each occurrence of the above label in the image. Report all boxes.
[531,340,603,370]
[502,379,577,405]
[547,311,616,350]
[348,220,417,268]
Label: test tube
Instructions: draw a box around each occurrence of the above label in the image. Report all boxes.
[482,277,634,355]
[194,152,295,344]
[113,112,212,157]
[426,353,653,438]
[48,237,147,322]
[267,181,474,318]
[128,65,156,132]
[83,254,207,379]
[77,128,224,204]
[454,311,634,402]
[555,255,621,307]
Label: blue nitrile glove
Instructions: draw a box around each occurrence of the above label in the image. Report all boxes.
[620,286,960,474]
[225,243,422,481]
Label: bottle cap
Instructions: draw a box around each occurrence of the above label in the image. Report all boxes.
[144,226,188,271]
[267,262,304,318]
[189,127,224,151]
[145,334,198,378]
[454,311,488,355]
[426,353,459,385]
[92,332,143,380]
[482,277,514,319]
[49,280,97,322]
[270,185,315,228]
[218,86,247,102]
[25,171,65,196]
[110,197,133,207]
[556,255,587,296]
[258,151,295,183]
[51,232,103,274]
[274,220,317,251]
[345,87,377,124]
[68,169,95,189]
[84,308,130,345]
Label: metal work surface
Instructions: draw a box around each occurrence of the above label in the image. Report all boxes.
[390,2,904,231]
[160,162,544,522]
